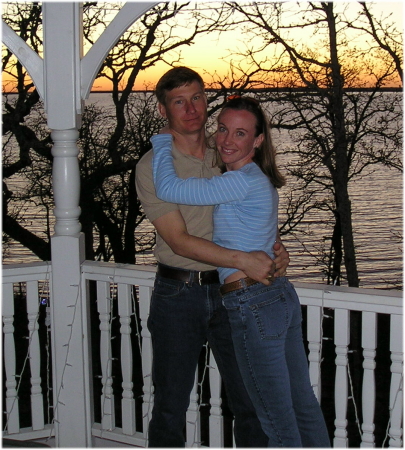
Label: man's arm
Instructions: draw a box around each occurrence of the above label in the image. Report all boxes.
[153,210,283,285]
[136,149,289,282]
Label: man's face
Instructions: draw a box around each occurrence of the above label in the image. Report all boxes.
[158,81,208,136]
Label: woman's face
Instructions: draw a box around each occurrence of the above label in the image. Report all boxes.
[215,108,263,171]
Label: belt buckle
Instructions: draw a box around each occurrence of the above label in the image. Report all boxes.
[198,271,203,285]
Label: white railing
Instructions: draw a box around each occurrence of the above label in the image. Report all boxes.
[2,262,54,441]
[2,261,403,447]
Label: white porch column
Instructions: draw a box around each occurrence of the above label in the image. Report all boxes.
[43,3,92,447]
[4,2,157,446]
[49,129,92,447]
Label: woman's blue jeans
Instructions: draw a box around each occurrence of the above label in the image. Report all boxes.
[147,271,268,447]
[222,276,331,447]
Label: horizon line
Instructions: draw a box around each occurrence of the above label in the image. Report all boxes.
[3,87,403,95]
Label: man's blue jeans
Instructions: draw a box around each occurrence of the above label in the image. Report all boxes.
[147,272,268,447]
[222,277,331,447]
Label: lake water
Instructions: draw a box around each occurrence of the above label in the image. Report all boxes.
[3,93,403,290]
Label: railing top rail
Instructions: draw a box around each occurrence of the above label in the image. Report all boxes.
[294,281,402,299]
[81,259,157,275]
[2,261,52,282]
[81,260,157,287]
[295,282,402,315]
[2,260,402,315]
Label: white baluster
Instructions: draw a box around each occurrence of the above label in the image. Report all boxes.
[97,281,115,431]
[26,281,45,431]
[209,351,223,447]
[186,369,201,447]
[2,283,20,434]
[334,308,349,447]
[361,311,376,447]
[138,285,153,442]
[117,283,135,435]
[388,314,403,448]
[307,305,322,401]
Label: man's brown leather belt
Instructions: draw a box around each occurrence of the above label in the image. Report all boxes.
[157,263,219,285]
[220,276,274,296]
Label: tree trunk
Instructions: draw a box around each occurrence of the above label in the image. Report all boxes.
[335,184,359,287]
[326,2,360,287]
[123,168,137,264]
[329,209,342,285]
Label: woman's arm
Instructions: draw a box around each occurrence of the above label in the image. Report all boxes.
[152,134,248,205]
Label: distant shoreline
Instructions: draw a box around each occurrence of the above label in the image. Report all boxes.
[90,87,404,94]
[3,87,403,95]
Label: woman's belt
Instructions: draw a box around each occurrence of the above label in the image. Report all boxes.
[220,275,274,296]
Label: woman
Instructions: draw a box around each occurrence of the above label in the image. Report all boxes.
[151,97,330,447]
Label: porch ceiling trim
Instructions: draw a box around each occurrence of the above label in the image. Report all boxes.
[81,2,158,99]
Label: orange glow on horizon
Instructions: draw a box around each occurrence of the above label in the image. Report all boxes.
[2,2,403,93]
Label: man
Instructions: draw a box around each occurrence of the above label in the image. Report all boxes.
[135,66,289,447]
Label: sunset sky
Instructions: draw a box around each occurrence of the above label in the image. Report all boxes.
[2,1,403,92]
[91,1,404,91]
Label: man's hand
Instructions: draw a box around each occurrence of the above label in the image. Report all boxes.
[238,250,275,285]
[273,241,290,278]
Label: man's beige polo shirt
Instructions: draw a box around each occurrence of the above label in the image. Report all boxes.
[135,144,221,271]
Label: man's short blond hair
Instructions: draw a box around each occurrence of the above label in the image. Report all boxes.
[155,66,204,106]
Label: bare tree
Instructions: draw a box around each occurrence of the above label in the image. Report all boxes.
[211,1,403,287]
[3,2,402,287]
[345,2,403,84]
[2,2,232,263]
